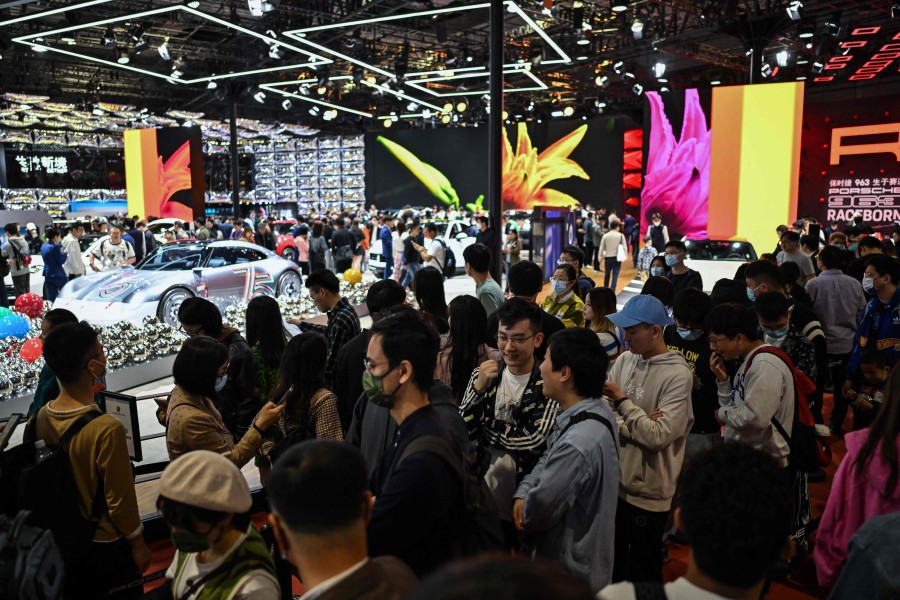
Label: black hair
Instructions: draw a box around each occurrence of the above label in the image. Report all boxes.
[665,240,686,253]
[3,223,17,235]
[496,297,542,334]
[172,336,230,399]
[553,263,577,282]
[609,220,620,230]
[780,230,800,243]
[463,243,492,273]
[157,496,250,533]
[407,555,593,600]
[43,308,78,329]
[859,348,889,369]
[672,288,712,329]
[561,245,584,268]
[370,307,440,391]
[641,276,675,308]
[733,263,748,284]
[705,304,760,341]
[177,297,224,338]
[799,234,818,250]
[547,328,607,398]
[267,440,368,534]
[866,254,900,285]
[305,269,340,294]
[270,333,327,416]
[649,255,667,271]
[365,279,407,322]
[680,444,793,589]
[753,291,791,322]
[477,216,490,226]
[856,359,900,496]
[858,235,883,251]
[414,267,449,334]
[817,245,844,270]
[744,260,785,290]
[245,295,286,370]
[445,295,490,403]
[507,261,543,297]
[423,222,438,235]
[778,262,801,289]
[45,228,60,241]
[43,322,99,385]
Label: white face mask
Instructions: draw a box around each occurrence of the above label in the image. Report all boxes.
[214,374,228,393]
[863,276,877,295]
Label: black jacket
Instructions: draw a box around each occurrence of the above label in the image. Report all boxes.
[213,329,261,439]
[334,329,371,433]
[254,231,277,252]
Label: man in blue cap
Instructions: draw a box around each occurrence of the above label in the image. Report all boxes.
[603,294,694,584]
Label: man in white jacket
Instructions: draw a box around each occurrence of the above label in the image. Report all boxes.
[604,295,694,583]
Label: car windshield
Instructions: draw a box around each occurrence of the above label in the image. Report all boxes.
[684,240,757,261]
[139,244,209,271]
[147,222,170,234]
[275,223,295,235]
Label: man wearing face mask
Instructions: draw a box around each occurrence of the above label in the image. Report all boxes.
[754,292,818,386]
[663,289,720,464]
[31,322,150,599]
[663,241,703,295]
[157,451,279,599]
[364,309,468,576]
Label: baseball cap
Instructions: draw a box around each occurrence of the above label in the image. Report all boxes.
[608,295,674,328]
[159,450,251,514]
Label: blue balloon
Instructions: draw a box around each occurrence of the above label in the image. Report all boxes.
[0,313,31,340]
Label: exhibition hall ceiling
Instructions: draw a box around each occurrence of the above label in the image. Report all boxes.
[0,0,895,133]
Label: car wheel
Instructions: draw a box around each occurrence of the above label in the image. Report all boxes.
[281,247,297,262]
[157,288,193,328]
[276,271,302,299]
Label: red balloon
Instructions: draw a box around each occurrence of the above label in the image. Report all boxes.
[13,293,44,319]
[19,337,42,363]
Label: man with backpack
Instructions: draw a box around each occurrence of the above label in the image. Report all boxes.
[14,322,149,598]
[513,328,620,592]
[2,222,31,298]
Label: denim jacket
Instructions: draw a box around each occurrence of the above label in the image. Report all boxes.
[829,512,900,599]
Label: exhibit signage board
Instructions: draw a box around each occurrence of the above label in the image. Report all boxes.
[101,391,143,462]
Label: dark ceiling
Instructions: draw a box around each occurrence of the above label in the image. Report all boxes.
[0,0,897,133]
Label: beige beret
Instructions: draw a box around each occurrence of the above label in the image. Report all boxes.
[159,450,252,513]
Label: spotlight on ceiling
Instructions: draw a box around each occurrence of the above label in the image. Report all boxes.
[611,0,628,13]
[116,48,130,64]
[134,39,148,52]
[407,101,419,111]
[710,79,721,85]
[268,44,284,60]
[562,105,575,117]
[207,81,217,89]
[812,59,824,73]
[383,118,393,128]
[440,113,451,124]
[365,75,377,85]
[309,106,320,116]
[761,62,772,77]
[129,23,148,44]
[576,33,590,46]
[786,1,802,21]
[631,18,643,40]
[186,1,201,8]
[613,61,624,74]
[317,85,327,95]
[455,99,468,113]
[247,0,278,18]
[102,25,116,47]
[595,74,609,87]
[281,99,292,110]
[158,38,171,60]
[824,11,841,36]
[442,101,453,112]
[422,109,432,119]
[253,90,266,103]
[653,62,666,78]
[632,83,644,95]
[776,49,789,67]
[798,20,815,39]
[324,109,338,121]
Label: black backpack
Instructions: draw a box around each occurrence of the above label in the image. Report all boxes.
[0,510,65,600]
[435,239,456,278]
[398,435,504,556]
[0,411,106,561]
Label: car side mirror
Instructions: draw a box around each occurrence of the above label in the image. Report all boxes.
[455,232,468,241]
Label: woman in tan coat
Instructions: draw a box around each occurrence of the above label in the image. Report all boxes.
[166,336,283,467]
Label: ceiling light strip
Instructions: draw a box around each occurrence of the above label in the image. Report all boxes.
[9,40,185,82]
[358,80,445,112]
[505,1,572,64]
[181,63,329,84]
[12,6,178,41]
[282,35,394,78]
[0,0,115,27]
[287,3,492,34]
[259,84,373,117]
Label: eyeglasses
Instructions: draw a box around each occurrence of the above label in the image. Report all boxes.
[496,333,537,347]
[180,324,204,337]
[363,358,390,373]
[707,336,729,347]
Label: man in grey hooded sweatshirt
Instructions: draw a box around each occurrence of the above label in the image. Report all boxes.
[604,294,694,584]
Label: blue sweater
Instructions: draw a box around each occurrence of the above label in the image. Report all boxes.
[41,241,67,281]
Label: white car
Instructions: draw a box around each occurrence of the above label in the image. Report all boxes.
[369,220,475,277]
[683,239,758,292]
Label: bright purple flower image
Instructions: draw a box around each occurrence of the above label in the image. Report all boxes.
[642,89,711,239]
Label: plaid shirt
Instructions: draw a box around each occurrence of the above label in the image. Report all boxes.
[301,296,361,388]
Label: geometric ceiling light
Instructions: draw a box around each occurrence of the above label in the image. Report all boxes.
[258,80,374,118]
[283,0,571,84]
[8,3,331,85]
[404,65,548,97]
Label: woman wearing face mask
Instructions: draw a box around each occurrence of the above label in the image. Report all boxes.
[166,336,284,466]
[540,263,585,328]
[157,450,279,599]
[584,287,621,367]
[649,256,668,280]
[257,333,343,483]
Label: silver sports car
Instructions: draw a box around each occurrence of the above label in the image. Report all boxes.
[55,240,303,327]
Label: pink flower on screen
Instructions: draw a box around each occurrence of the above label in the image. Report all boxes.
[642,89,711,239]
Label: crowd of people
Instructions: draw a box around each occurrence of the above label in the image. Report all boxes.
[7,206,900,600]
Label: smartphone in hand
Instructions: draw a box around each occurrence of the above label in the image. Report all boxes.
[275,384,295,406]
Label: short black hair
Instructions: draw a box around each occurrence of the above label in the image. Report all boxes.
[680,444,793,589]
[866,254,900,284]
[507,261,543,297]
[705,304,760,341]
[496,297,542,334]
[423,222,438,235]
[553,263,577,282]
[45,228,60,241]
[799,234,817,250]
[43,308,78,329]
[4,223,18,235]
[463,243,492,273]
[817,245,844,270]
[858,235,883,251]
[172,336,230,399]
[560,246,584,267]
[177,297,224,338]
[641,276,675,308]
[780,230,800,243]
[365,279,406,320]
[370,306,440,390]
[547,328,607,398]
[268,440,368,535]
[754,291,791,322]
[477,216,489,226]
[43,322,99,385]
[672,288,712,328]
[305,268,340,294]
[665,240,686,253]
[743,260,785,290]
[778,261,800,287]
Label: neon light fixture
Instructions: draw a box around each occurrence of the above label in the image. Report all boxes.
[259,81,374,118]
[405,67,548,97]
